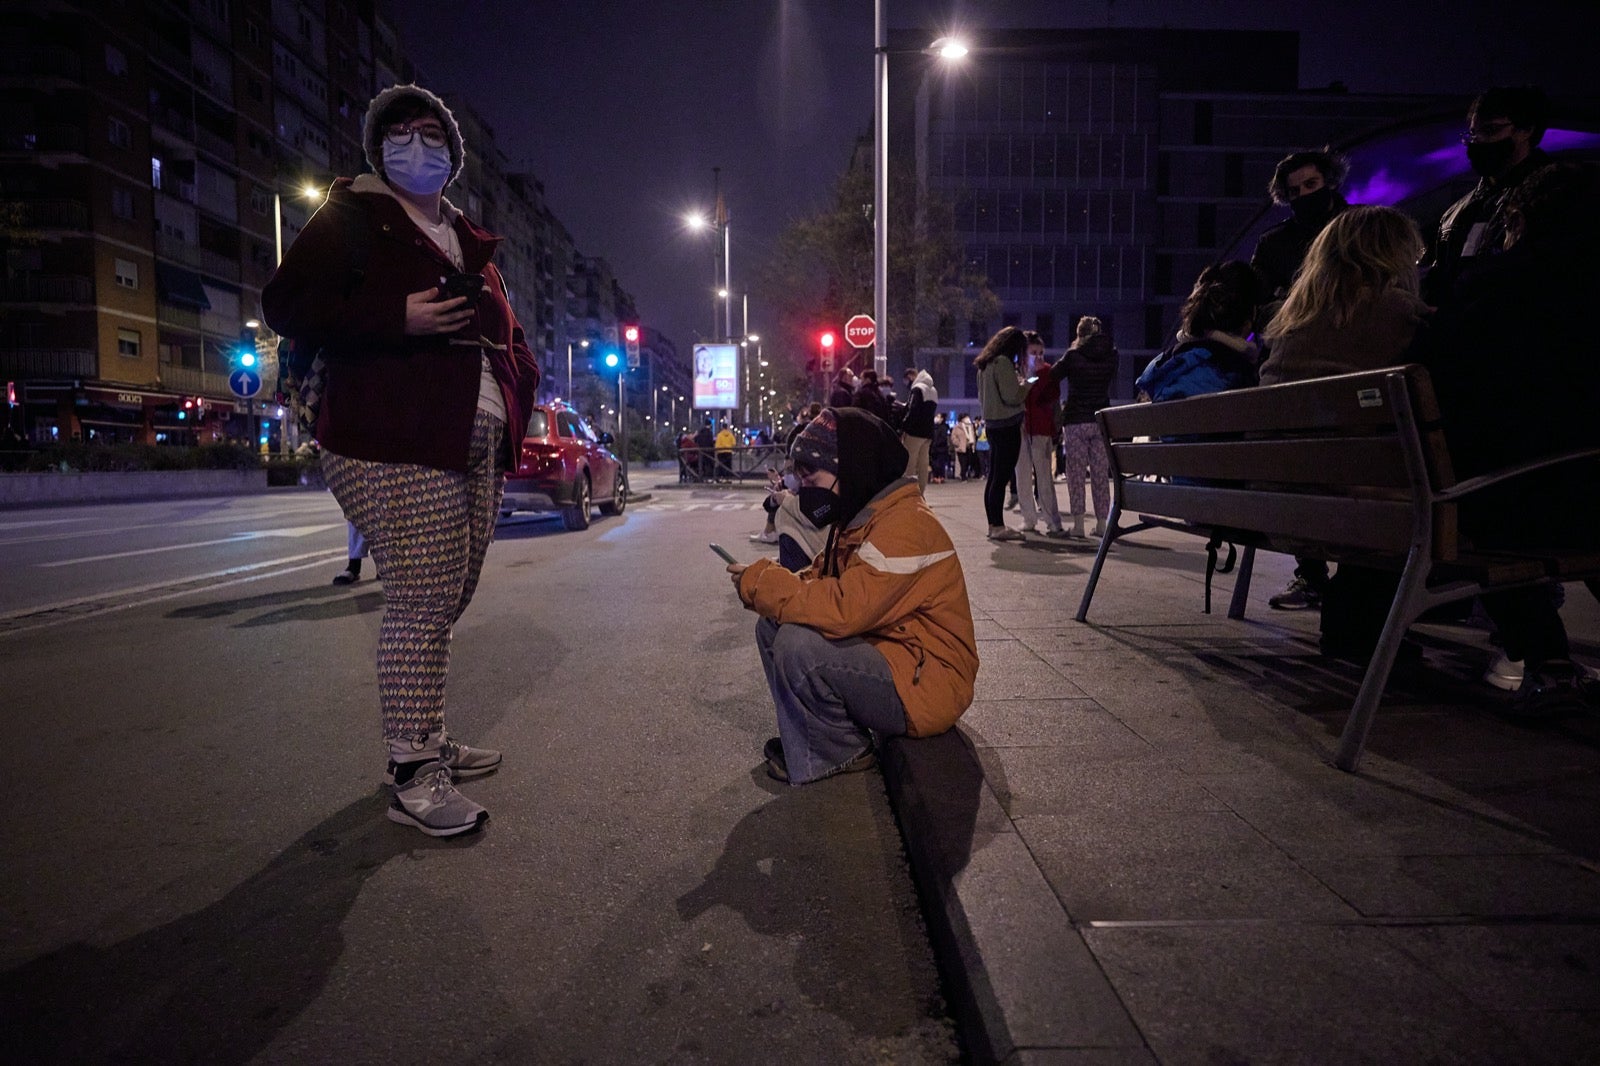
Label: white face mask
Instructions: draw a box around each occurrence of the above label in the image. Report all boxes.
[382,137,453,196]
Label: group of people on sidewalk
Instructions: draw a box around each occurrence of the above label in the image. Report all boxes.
[262,77,1594,842]
[1122,86,1599,719]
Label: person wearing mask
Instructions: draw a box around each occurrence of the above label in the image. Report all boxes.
[1251,148,1352,302]
[725,408,979,784]
[929,411,951,484]
[899,365,939,492]
[1016,331,1069,537]
[852,368,894,423]
[1059,316,1119,539]
[262,84,540,837]
[1258,206,1430,658]
[1136,262,1263,403]
[1416,162,1600,717]
[828,368,858,408]
[974,328,1029,540]
[1422,86,1552,304]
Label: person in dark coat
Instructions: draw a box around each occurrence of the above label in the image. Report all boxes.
[262,83,539,837]
[693,419,716,481]
[1414,161,1600,717]
[1059,316,1120,538]
[828,368,857,408]
[851,369,894,423]
[1251,147,1351,301]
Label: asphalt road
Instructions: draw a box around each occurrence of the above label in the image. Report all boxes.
[0,484,959,1064]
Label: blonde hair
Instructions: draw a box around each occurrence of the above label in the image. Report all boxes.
[1265,206,1424,340]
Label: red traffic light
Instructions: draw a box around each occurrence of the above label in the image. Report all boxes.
[820,331,836,349]
[623,325,640,343]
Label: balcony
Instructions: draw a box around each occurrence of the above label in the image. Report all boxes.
[194,126,235,164]
[2,274,94,303]
[197,248,241,282]
[0,45,83,81]
[160,363,229,397]
[20,200,90,230]
[155,233,203,269]
[0,348,97,378]
[157,303,203,332]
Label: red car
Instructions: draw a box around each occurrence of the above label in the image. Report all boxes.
[501,401,627,530]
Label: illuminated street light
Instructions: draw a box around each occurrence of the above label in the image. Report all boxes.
[928,36,969,59]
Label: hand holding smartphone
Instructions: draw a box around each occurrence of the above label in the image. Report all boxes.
[710,543,738,565]
[437,273,486,304]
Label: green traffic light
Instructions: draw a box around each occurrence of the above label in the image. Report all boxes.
[603,351,620,369]
[239,351,257,369]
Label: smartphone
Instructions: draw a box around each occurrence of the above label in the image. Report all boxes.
[438,273,486,303]
[709,543,738,565]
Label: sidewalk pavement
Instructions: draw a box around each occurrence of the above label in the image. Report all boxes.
[859,482,1600,1065]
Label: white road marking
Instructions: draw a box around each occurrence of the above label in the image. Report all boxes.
[37,523,344,567]
[0,505,339,547]
[2,548,350,620]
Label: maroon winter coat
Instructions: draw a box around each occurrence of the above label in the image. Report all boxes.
[262,175,540,473]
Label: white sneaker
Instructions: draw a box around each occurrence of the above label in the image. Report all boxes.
[387,761,488,837]
[749,529,779,543]
[1483,652,1524,692]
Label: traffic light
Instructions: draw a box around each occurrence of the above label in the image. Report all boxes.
[232,329,258,370]
[595,348,622,376]
[623,324,641,369]
[819,330,836,375]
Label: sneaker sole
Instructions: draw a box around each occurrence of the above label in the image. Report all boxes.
[386,804,488,837]
[382,759,501,786]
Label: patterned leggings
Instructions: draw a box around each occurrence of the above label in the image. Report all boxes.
[1061,422,1110,522]
[322,410,506,749]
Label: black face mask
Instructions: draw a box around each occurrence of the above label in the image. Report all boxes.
[1466,138,1516,178]
[796,485,840,527]
[1289,186,1335,224]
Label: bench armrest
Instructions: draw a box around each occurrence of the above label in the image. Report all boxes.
[1436,446,1600,503]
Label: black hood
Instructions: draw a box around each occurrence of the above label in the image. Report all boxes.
[833,406,909,529]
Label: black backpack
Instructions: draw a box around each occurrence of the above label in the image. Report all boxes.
[277,197,370,434]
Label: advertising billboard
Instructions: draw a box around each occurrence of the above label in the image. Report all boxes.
[691,344,740,410]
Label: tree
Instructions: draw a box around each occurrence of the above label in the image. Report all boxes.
[755,153,998,386]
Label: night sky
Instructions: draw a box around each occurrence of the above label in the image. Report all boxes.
[384,0,1595,358]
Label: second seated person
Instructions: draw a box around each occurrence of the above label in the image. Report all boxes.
[263,83,541,838]
[727,408,979,784]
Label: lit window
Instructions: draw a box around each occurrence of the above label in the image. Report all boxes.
[117,329,141,358]
[151,156,162,188]
[114,258,138,289]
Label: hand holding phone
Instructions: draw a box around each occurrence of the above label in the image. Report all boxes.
[438,273,486,304]
[710,543,738,565]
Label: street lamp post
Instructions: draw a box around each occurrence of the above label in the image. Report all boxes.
[566,338,589,402]
[872,28,968,380]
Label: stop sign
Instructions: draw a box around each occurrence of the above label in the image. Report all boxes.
[844,314,876,349]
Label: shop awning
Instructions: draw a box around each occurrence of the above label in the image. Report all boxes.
[155,263,212,310]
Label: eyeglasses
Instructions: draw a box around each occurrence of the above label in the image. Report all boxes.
[384,124,448,149]
[1460,120,1514,145]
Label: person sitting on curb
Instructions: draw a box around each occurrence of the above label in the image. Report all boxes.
[726,407,979,784]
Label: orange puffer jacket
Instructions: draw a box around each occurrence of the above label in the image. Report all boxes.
[736,479,979,736]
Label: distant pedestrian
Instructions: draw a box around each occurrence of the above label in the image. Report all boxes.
[828,368,857,408]
[694,420,715,481]
[929,412,951,483]
[714,422,737,482]
[333,521,370,585]
[263,82,540,838]
[1016,331,1068,537]
[726,407,978,784]
[852,369,894,423]
[1059,316,1118,539]
[974,326,1028,541]
[899,366,938,492]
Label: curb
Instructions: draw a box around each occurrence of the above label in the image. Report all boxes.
[880,729,1151,1065]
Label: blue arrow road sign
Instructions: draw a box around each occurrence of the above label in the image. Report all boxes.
[229,368,262,399]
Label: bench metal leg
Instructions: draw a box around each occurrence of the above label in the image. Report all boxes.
[1075,500,1123,622]
[1226,545,1256,620]
[1334,546,1430,772]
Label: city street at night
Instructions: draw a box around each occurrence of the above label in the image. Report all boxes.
[5,478,1600,1063]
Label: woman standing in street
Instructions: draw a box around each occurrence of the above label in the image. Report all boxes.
[974,326,1028,541]
[263,84,541,838]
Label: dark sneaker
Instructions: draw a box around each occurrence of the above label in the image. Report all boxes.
[763,736,876,783]
[1269,575,1322,610]
[332,567,360,586]
[384,735,502,785]
[387,761,488,837]
[1508,660,1597,722]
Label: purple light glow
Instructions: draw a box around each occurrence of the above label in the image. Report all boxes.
[1343,127,1600,205]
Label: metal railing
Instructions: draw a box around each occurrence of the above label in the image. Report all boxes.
[20,200,90,229]
[2,274,93,302]
[675,442,789,483]
[160,363,229,397]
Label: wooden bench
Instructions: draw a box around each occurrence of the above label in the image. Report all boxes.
[1074,364,1600,771]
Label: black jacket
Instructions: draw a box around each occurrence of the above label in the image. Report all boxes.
[852,381,894,424]
[1250,197,1347,299]
[1423,149,1551,304]
[828,381,856,408]
[1060,335,1120,425]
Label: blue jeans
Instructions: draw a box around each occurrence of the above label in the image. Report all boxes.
[755,617,908,785]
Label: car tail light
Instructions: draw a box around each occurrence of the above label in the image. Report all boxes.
[517,441,562,476]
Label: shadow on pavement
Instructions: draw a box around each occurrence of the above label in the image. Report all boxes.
[0,793,473,1064]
